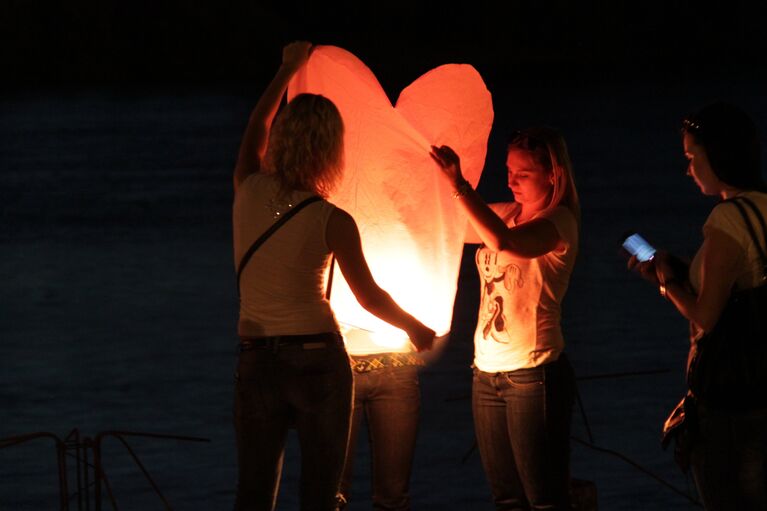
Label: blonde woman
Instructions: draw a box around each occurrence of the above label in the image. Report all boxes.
[232,41,434,511]
[431,128,580,510]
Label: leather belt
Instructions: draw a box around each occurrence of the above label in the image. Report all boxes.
[239,331,342,351]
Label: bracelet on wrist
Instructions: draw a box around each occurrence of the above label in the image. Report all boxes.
[659,278,679,299]
[452,179,472,199]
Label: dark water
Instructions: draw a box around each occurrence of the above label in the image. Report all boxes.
[2,80,767,509]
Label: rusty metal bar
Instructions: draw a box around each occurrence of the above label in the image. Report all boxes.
[93,431,209,511]
[2,429,209,510]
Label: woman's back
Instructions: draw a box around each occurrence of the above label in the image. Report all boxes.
[233,173,338,337]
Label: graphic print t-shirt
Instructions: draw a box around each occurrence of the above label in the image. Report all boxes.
[473,203,578,372]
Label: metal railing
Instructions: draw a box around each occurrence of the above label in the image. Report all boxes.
[0,428,209,510]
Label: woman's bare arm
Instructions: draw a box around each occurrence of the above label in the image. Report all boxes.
[326,208,435,351]
[431,145,562,257]
[233,41,311,191]
[660,229,743,332]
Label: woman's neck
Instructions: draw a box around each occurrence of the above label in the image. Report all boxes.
[720,186,746,200]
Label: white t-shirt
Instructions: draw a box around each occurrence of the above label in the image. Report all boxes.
[688,191,767,341]
[473,203,579,372]
[232,173,339,337]
[690,191,767,293]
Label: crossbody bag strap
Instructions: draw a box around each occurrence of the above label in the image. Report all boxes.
[236,196,322,298]
[736,196,767,270]
[725,197,767,275]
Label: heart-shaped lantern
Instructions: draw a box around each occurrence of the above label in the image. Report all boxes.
[289,46,493,349]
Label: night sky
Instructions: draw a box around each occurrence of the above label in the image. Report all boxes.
[4,2,766,92]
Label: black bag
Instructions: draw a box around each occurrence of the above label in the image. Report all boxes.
[661,391,697,473]
[686,196,767,411]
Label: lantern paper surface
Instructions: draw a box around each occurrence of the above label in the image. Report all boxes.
[289,46,493,349]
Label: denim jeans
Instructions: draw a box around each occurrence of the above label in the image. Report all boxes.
[472,354,575,511]
[233,334,353,511]
[339,364,420,510]
[690,404,767,510]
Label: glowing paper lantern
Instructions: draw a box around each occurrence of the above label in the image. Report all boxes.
[289,46,493,349]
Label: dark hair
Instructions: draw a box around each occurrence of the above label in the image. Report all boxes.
[682,102,766,192]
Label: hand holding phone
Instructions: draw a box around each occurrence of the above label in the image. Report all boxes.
[621,232,656,262]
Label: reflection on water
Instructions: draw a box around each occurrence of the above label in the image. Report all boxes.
[1,85,764,509]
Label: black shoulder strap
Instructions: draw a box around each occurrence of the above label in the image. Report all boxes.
[738,196,767,256]
[725,197,767,273]
[325,255,336,300]
[236,196,322,298]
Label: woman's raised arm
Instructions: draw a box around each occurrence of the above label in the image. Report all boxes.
[233,41,311,191]
[430,144,562,258]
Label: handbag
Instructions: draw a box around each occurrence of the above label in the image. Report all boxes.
[686,196,767,411]
[661,391,697,472]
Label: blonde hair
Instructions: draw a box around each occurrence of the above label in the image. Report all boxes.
[508,126,581,224]
[262,93,344,198]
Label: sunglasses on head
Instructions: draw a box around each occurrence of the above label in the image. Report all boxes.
[682,117,702,134]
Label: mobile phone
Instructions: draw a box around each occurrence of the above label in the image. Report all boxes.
[621,232,656,262]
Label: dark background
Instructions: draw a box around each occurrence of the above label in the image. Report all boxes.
[3,1,766,90]
[3,2,767,509]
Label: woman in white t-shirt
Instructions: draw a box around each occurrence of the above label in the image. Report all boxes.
[431,127,580,510]
[631,102,767,510]
[232,41,434,511]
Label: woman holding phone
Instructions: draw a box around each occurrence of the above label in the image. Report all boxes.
[630,102,767,510]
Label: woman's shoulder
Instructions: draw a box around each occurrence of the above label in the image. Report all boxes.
[540,205,579,252]
[236,172,275,196]
[540,205,578,231]
[705,192,767,245]
[739,190,767,214]
[541,204,577,220]
[708,191,767,223]
[489,202,519,224]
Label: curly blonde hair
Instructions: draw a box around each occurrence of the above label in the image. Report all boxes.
[262,93,345,198]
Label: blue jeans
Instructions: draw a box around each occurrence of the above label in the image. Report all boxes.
[233,334,353,511]
[691,404,767,510]
[340,364,420,510]
[472,354,575,511]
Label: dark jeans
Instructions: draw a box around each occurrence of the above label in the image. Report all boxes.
[233,334,353,511]
[690,404,767,510]
[472,354,575,511]
[340,364,420,511]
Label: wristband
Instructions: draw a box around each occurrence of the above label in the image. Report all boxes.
[452,179,472,199]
